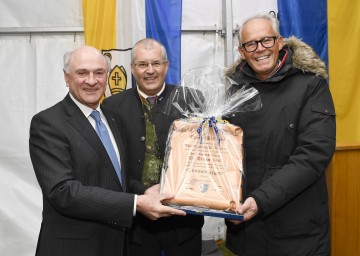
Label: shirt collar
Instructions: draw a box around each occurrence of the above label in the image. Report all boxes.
[69,92,102,118]
[136,82,165,100]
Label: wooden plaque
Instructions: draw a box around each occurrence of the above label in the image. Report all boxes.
[161,119,243,212]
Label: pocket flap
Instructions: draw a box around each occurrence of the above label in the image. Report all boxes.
[312,105,335,116]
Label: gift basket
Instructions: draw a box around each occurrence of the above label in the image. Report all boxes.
[159,65,261,219]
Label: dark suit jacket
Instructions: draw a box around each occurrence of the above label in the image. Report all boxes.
[103,85,204,246]
[29,94,135,256]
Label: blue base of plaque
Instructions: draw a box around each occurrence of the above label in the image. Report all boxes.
[168,204,244,221]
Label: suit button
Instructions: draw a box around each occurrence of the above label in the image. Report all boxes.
[140,136,145,142]
[289,123,295,129]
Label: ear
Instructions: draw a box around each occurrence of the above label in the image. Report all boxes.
[164,60,169,73]
[277,36,285,50]
[238,46,245,59]
[63,70,69,87]
[130,63,136,75]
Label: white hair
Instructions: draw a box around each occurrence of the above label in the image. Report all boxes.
[238,13,280,44]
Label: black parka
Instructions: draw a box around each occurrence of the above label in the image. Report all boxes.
[225,37,336,256]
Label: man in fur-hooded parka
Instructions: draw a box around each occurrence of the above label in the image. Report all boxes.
[225,14,336,256]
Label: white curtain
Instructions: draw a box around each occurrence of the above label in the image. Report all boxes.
[0,33,84,256]
[0,0,84,255]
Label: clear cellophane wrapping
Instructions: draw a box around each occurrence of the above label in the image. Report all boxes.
[159,65,261,213]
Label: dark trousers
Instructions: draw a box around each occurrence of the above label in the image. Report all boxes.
[129,228,202,256]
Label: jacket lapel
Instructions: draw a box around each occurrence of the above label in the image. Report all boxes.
[101,106,127,191]
[62,94,123,189]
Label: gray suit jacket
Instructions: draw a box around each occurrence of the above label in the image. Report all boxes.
[29,94,134,256]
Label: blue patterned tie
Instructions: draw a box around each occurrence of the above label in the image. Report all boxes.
[90,110,122,184]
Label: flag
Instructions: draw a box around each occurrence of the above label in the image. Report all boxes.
[328,0,360,142]
[82,0,116,50]
[277,0,328,65]
[145,0,182,85]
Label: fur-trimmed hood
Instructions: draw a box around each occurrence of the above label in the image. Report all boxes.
[226,36,328,79]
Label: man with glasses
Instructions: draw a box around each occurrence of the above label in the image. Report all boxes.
[103,38,204,256]
[225,13,335,255]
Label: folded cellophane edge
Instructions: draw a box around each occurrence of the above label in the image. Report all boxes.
[160,118,243,213]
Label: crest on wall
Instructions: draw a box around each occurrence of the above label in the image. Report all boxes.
[107,64,127,95]
[102,48,134,99]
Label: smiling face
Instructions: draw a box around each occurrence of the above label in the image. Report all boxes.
[131,41,169,96]
[64,46,108,109]
[239,18,284,80]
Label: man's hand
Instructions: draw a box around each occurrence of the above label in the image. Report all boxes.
[228,197,258,225]
[136,193,186,221]
[144,184,160,195]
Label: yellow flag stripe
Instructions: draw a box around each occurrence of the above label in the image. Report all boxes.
[82,0,117,50]
[328,0,360,142]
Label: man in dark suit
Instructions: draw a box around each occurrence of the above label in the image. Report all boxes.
[29,46,185,256]
[103,38,204,256]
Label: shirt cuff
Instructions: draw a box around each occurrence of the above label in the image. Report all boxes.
[133,194,137,216]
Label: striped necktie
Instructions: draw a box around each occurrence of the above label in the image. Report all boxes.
[90,110,122,184]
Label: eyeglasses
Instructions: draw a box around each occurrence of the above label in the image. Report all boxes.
[133,60,167,70]
[241,36,278,52]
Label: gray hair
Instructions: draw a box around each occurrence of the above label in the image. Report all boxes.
[63,48,111,74]
[131,38,168,64]
[238,13,280,44]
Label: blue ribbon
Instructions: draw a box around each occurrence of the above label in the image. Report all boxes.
[197,116,221,145]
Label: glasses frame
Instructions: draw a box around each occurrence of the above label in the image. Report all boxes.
[241,36,278,53]
[133,60,167,70]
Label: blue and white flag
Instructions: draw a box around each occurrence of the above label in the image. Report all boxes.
[146,0,182,85]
